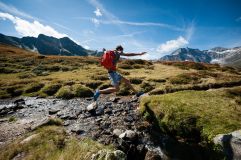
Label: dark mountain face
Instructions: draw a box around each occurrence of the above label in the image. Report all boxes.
[0,33,92,56]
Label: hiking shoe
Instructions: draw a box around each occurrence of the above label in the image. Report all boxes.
[93,90,100,101]
[136,91,144,97]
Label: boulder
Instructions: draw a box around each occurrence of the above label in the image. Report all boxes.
[213,130,241,160]
[119,130,137,141]
[87,102,97,112]
[113,129,123,137]
[91,149,126,160]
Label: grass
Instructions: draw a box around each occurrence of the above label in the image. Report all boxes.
[140,87,241,142]
[25,83,45,93]
[55,86,74,99]
[41,83,62,96]
[73,84,93,97]
[0,44,241,99]
[8,116,17,122]
[0,122,113,160]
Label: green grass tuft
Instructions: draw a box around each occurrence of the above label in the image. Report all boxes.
[41,83,62,96]
[55,86,74,99]
[73,84,93,97]
[0,125,113,160]
[140,87,241,142]
[25,83,45,93]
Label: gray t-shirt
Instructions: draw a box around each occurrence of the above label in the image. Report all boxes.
[113,50,121,66]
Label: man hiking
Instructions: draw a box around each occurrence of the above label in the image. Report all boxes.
[93,45,146,101]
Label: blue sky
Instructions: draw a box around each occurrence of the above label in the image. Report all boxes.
[0,0,241,59]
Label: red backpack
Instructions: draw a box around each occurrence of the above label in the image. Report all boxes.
[100,50,116,70]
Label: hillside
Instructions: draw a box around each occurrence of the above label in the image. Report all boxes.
[0,44,241,159]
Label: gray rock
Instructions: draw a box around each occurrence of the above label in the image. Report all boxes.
[87,102,97,112]
[110,97,120,103]
[70,125,88,135]
[95,106,104,116]
[48,108,60,114]
[91,149,126,160]
[119,130,137,141]
[213,130,241,160]
[113,129,123,137]
[20,134,39,144]
[113,108,123,114]
[124,116,134,122]
[30,117,49,130]
[104,108,112,115]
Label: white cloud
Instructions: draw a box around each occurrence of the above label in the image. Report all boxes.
[0,1,34,19]
[83,45,90,50]
[0,12,67,38]
[91,18,100,26]
[156,36,189,54]
[94,8,102,17]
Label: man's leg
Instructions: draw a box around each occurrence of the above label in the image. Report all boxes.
[99,85,120,94]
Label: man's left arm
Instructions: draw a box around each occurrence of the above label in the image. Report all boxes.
[120,52,146,57]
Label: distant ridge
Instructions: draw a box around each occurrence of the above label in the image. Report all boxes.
[160,46,241,68]
[0,33,95,56]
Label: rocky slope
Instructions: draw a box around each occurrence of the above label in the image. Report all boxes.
[160,47,241,68]
[0,33,95,56]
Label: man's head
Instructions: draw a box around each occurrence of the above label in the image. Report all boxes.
[116,45,124,52]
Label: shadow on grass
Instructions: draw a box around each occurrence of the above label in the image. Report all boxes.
[142,103,225,160]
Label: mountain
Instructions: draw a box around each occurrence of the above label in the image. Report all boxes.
[160,46,241,68]
[160,47,212,63]
[0,33,95,56]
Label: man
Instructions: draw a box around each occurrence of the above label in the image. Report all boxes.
[93,45,146,101]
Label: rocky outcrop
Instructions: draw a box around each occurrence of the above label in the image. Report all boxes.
[91,149,126,160]
[214,130,241,160]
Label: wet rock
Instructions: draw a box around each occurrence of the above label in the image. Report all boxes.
[95,106,104,116]
[30,117,49,130]
[117,100,124,104]
[63,120,71,126]
[91,149,126,160]
[101,122,111,130]
[57,111,77,120]
[70,125,87,135]
[105,102,113,106]
[48,108,61,114]
[104,108,112,115]
[87,102,98,112]
[14,98,25,105]
[124,115,134,122]
[113,129,123,137]
[112,108,123,114]
[96,118,103,123]
[145,150,162,160]
[119,130,137,141]
[110,97,121,103]
[213,130,241,160]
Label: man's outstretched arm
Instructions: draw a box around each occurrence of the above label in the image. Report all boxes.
[120,52,146,57]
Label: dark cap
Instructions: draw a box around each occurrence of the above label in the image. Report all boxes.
[116,45,124,51]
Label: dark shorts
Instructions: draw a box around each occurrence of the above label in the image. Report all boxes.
[108,71,122,86]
